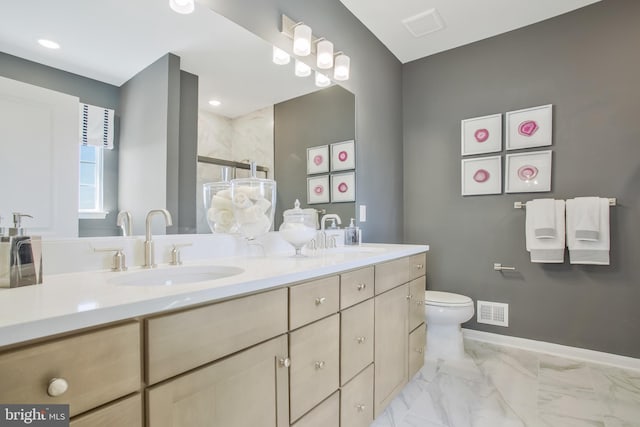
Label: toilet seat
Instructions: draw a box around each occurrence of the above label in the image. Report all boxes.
[425,290,473,307]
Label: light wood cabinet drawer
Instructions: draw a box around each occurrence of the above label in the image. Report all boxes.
[409,276,426,332]
[289,276,339,330]
[146,288,287,384]
[0,322,141,417]
[340,266,374,309]
[70,393,142,427]
[340,364,374,427]
[409,324,426,379]
[147,335,289,427]
[289,314,339,422]
[410,252,427,280]
[291,391,339,427]
[374,257,410,294]
[340,299,374,385]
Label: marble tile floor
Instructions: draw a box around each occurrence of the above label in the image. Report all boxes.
[371,339,640,427]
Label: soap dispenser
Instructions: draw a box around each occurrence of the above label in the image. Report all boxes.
[344,218,359,246]
[0,213,43,288]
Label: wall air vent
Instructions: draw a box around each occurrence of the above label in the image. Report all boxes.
[402,8,445,38]
[477,301,509,327]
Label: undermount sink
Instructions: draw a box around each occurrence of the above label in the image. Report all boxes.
[108,265,244,286]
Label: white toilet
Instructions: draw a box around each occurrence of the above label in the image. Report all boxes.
[424,290,474,360]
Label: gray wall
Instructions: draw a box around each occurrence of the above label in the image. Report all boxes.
[274,85,356,229]
[403,0,640,357]
[205,0,404,243]
[178,71,199,234]
[0,52,120,236]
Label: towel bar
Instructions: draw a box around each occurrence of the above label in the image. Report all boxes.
[514,198,616,209]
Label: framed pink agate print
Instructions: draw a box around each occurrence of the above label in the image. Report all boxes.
[331,172,356,203]
[307,145,329,174]
[307,175,330,204]
[505,150,552,193]
[330,140,355,171]
[461,113,502,156]
[461,156,502,196]
[506,104,553,150]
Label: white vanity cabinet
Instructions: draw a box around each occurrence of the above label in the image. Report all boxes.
[0,249,427,426]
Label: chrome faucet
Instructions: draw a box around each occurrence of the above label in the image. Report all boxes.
[116,210,132,236]
[318,214,342,249]
[144,209,173,268]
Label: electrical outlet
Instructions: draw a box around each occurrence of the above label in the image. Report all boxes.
[359,205,367,222]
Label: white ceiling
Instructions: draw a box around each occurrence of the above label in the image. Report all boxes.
[339,0,602,63]
[0,0,319,118]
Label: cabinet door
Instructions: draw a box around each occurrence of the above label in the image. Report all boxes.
[408,276,426,332]
[289,314,340,422]
[341,299,374,385]
[147,335,289,427]
[70,393,142,427]
[341,364,373,427]
[374,284,409,417]
[409,324,426,379]
[290,392,339,427]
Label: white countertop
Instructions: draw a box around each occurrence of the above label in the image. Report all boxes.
[0,243,428,347]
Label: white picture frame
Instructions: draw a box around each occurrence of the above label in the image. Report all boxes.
[331,172,356,203]
[506,104,553,150]
[330,140,355,171]
[307,145,329,174]
[461,113,502,156]
[505,150,552,193]
[307,175,330,204]
[461,156,502,196]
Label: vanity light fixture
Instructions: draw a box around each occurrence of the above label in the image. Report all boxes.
[293,24,312,56]
[169,0,194,14]
[208,100,221,107]
[38,39,60,49]
[272,46,291,65]
[281,14,352,82]
[295,59,311,77]
[315,71,331,88]
[316,39,334,69]
[333,53,350,81]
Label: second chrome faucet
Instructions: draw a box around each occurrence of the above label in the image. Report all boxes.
[144,209,173,268]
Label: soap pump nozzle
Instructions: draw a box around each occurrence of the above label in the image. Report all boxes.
[10,212,33,237]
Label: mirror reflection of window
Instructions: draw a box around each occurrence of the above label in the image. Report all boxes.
[78,145,105,218]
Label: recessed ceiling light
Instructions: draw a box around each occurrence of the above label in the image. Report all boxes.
[209,100,221,107]
[38,39,60,50]
[169,0,194,14]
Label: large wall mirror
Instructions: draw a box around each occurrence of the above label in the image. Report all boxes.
[0,0,355,238]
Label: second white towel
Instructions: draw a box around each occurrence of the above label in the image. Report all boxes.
[566,198,610,265]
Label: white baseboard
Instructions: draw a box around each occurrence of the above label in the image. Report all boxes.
[462,328,640,372]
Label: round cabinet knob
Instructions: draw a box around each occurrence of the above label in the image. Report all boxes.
[356,404,366,412]
[314,361,326,370]
[416,263,424,270]
[315,297,326,306]
[356,283,366,291]
[415,347,424,354]
[415,300,424,306]
[47,378,68,397]
[406,295,412,300]
[356,336,367,344]
[279,357,291,368]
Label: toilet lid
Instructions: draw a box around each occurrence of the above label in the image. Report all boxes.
[425,290,472,306]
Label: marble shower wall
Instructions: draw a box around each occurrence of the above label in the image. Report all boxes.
[196,106,274,233]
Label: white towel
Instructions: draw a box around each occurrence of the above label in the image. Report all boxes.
[566,198,610,265]
[572,197,601,241]
[525,200,565,263]
[527,199,557,238]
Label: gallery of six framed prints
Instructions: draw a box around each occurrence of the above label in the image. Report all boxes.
[461,104,553,196]
[306,140,356,204]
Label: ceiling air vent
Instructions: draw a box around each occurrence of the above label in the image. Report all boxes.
[402,8,445,38]
[477,301,509,327]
